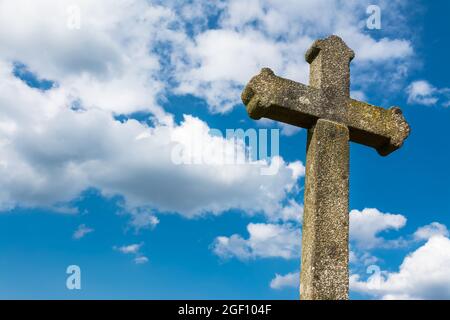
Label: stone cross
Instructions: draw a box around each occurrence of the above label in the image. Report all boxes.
[241,35,410,300]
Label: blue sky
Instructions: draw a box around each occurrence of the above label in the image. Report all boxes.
[0,0,449,300]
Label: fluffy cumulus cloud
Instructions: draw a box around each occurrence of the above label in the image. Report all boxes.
[0,60,302,218]
[0,0,309,222]
[413,222,449,241]
[350,208,407,249]
[351,235,450,299]
[128,211,160,232]
[406,80,450,107]
[114,243,143,255]
[0,0,174,118]
[349,218,450,300]
[276,200,303,224]
[349,250,379,268]
[270,272,299,290]
[407,80,438,106]
[213,223,301,260]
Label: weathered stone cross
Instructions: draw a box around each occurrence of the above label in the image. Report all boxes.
[241,35,410,300]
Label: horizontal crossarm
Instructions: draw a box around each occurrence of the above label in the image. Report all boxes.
[346,99,410,156]
[241,68,410,156]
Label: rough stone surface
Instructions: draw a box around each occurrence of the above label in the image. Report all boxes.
[301,119,349,300]
[241,69,410,156]
[240,35,411,300]
[305,35,355,98]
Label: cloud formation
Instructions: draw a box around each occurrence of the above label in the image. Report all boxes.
[213,223,301,260]
[0,60,303,219]
[114,243,149,264]
[413,222,449,241]
[406,80,450,107]
[270,272,299,290]
[351,235,450,299]
[114,243,143,255]
[72,224,94,240]
[350,208,407,249]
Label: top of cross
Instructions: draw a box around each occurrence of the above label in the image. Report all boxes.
[305,35,355,64]
[241,35,410,156]
[305,35,355,98]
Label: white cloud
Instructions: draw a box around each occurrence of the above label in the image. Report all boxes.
[407,80,450,107]
[175,28,290,113]
[114,243,142,255]
[288,162,306,181]
[350,250,379,267]
[414,222,449,241]
[134,256,149,264]
[0,0,174,118]
[72,224,94,239]
[213,223,301,260]
[275,199,303,223]
[270,272,299,290]
[340,27,412,62]
[407,80,438,106]
[350,208,407,249]
[0,60,303,218]
[115,243,149,264]
[128,211,160,232]
[351,235,450,299]
[279,124,302,137]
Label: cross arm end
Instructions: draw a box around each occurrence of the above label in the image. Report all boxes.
[377,106,411,156]
[347,100,411,156]
[241,68,276,120]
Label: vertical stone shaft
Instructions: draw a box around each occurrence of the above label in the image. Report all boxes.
[308,50,351,98]
[300,119,349,300]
